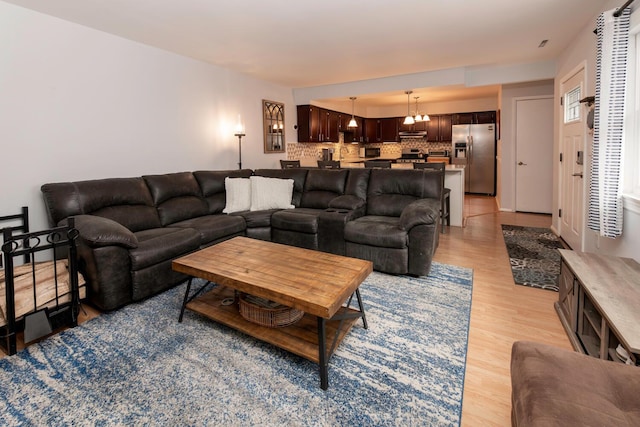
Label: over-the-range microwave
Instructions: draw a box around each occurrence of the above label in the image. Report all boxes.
[361,147,380,158]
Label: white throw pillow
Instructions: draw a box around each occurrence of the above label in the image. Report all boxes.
[250,176,295,211]
[223,177,252,213]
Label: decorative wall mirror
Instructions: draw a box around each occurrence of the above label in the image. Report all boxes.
[263,100,285,153]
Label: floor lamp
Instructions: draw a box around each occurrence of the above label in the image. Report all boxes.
[235,118,245,170]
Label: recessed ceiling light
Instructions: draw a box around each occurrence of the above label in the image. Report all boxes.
[538,39,548,48]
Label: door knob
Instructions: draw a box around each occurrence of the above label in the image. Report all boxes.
[572,172,583,178]
[518,161,527,166]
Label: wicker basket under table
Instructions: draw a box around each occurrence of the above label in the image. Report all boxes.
[238,293,304,328]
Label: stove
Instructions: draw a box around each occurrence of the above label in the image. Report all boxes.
[396,157,426,163]
[398,148,426,163]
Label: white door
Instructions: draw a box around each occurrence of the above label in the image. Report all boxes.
[515,97,554,213]
[559,68,586,251]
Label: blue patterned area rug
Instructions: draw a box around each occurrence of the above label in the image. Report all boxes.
[501,224,565,291]
[0,262,473,426]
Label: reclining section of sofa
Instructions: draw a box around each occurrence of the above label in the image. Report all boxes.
[41,170,253,311]
[344,169,441,276]
[41,177,202,311]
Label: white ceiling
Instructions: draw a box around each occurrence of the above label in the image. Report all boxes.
[4,0,610,107]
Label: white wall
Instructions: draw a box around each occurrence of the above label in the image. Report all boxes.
[554,0,640,260]
[0,2,295,232]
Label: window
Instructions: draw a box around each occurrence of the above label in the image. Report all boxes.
[623,8,640,211]
[564,86,581,123]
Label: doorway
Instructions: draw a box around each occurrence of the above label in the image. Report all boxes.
[559,66,586,251]
[514,97,554,213]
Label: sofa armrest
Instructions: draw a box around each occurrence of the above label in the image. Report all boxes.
[328,195,366,210]
[398,199,440,231]
[65,215,139,249]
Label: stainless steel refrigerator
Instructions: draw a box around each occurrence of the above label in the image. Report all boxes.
[451,123,496,195]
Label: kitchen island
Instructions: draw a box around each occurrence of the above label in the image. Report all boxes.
[298,157,465,227]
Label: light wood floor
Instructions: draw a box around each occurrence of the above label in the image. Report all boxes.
[438,195,572,426]
[2,195,572,426]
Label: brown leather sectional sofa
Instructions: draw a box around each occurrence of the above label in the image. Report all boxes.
[41,168,442,311]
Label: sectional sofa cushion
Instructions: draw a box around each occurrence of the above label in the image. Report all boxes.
[143,172,209,226]
[366,169,431,217]
[300,169,348,209]
[41,177,161,232]
[194,169,254,214]
[271,208,324,234]
[129,227,201,271]
[344,216,408,248]
[170,214,245,246]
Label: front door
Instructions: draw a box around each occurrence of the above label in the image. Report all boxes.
[515,97,554,213]
[559,67,586,251]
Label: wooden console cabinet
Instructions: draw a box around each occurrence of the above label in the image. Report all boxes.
[555,249,640,365]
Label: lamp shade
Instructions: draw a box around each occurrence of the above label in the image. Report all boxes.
[348,97,358,128]
[404,90,414,125]
[234,114,245,136]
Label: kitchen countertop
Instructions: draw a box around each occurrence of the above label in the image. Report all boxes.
[300,156,463,169]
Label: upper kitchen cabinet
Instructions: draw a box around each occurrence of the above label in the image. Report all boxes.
[451,112,474,125]
[451,111,496,125]
[297,105,340,142]
[364,118,378,143]
[297,105,320,142]
[426,114,452,142]
[475,111,496,124]
[379,117,398,142]
[325,109,340,142]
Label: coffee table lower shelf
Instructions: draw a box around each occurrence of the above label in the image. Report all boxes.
[185,286,361,371]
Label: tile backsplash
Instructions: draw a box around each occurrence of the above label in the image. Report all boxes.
[287,137,452,160]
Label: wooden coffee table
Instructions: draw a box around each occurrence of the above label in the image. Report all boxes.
[172,236,373,390]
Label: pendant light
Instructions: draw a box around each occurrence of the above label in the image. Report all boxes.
[403,91,415,125]
[348,97,358,128]
[413,97,423,122]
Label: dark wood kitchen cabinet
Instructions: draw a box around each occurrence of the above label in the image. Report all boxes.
[363,118,396,143]
[426,114,452,142]
[451,111,496,125]
[451,112,474,125]
[297,105,320,142]
[297,105,340,142]
[379,117,398,142]
[364,118,378,143]
[324,109,340,142]
[475,111,496,124]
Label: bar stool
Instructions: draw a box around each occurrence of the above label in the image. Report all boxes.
[280,160,301,169]
[414,162,450,233]
[364,160,392,168]
[317,160,341,169]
